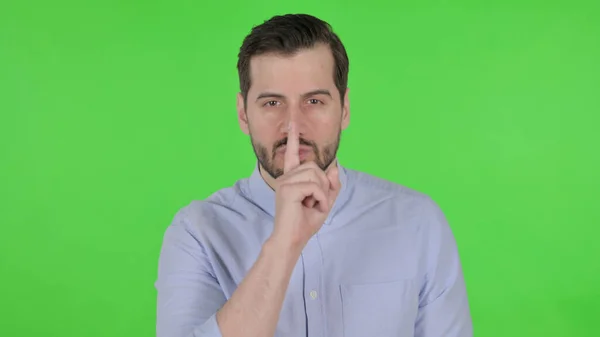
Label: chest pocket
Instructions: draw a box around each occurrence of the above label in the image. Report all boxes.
[340,279,418,337]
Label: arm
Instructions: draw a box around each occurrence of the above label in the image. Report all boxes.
[156,126,336,337]
[155,214,226,337]
[414,198,473,337]
[216,238,302,337]
[155,210,303,337]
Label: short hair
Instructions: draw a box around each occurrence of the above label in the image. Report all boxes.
[237,14,349,105]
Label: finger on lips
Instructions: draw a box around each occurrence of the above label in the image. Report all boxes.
[283,122,300,174]
[281,121,339,210]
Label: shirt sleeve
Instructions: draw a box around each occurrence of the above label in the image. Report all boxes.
[414,197,473,337]
[155,209,226,337]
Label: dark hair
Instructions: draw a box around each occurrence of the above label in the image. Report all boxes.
[237,14,349,106]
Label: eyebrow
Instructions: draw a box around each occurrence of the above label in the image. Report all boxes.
[255,89,332,102]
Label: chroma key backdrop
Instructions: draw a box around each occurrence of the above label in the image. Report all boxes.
[1,1,599,336]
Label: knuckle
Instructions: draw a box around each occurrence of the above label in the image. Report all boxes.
[309,170,321,182]
[305,165,322,176]
[309,181,321,189]
[310,182,325,195]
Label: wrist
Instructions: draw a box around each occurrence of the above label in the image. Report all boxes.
[263,235,304,260]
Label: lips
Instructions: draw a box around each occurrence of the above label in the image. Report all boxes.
[274,146,313,162]
[298,149,311,160]
[277,145,313,153]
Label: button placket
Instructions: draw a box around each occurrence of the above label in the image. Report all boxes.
[302,235,324,337]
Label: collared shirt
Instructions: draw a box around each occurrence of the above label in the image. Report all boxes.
[155,161,472,337]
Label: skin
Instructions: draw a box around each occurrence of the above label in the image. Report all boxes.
[236,42,350,189]
[214,43,351,337]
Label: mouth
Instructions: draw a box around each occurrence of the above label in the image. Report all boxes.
[275,146,314,160]
[298,148,312,160]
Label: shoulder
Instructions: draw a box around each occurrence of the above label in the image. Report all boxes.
[344,168,449,231]
[166,177,251,240]
[346,168,437,208]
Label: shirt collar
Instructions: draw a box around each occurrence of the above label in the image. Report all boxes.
[246,159,351,225]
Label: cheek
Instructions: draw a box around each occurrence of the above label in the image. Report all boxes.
[249,119,281,146]
[248,109,284,129]
[311,114,339,134]
[252,119,277,135]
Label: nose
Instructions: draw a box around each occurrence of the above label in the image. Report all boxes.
[279,106,306,134]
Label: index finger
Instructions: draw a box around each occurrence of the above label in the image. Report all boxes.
[283,121,300,173]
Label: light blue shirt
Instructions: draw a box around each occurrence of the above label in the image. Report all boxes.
[155,161,472,337]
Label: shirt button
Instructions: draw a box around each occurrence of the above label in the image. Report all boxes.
[310,290,318,299]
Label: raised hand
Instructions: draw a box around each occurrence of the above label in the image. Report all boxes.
[270,122,341,249]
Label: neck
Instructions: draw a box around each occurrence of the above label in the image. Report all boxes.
[259,165,278,191]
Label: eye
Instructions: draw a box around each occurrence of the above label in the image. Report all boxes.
[308,98,322,105]
[264,100,280,107]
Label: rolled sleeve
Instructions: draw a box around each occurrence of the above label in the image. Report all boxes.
[155,208,226,337]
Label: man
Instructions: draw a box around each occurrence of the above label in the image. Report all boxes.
[155,13,472,337]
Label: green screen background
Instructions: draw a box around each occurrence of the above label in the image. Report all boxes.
[1,0,599,336]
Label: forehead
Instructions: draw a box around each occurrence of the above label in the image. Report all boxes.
[248,44,336,97]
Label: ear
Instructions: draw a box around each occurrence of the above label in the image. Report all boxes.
[341,87,350,130]
[237,92,250,135]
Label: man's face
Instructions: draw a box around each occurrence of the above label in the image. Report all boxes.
[237,43,350,179]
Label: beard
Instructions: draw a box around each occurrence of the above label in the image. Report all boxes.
[249,128,341,179]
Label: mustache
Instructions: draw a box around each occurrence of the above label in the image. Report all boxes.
[272,137,317,158]
[274,137,315,149]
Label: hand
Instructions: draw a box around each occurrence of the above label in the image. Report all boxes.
[270,122,341,250]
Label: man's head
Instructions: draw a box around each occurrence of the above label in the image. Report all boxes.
[236,14,350,180]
